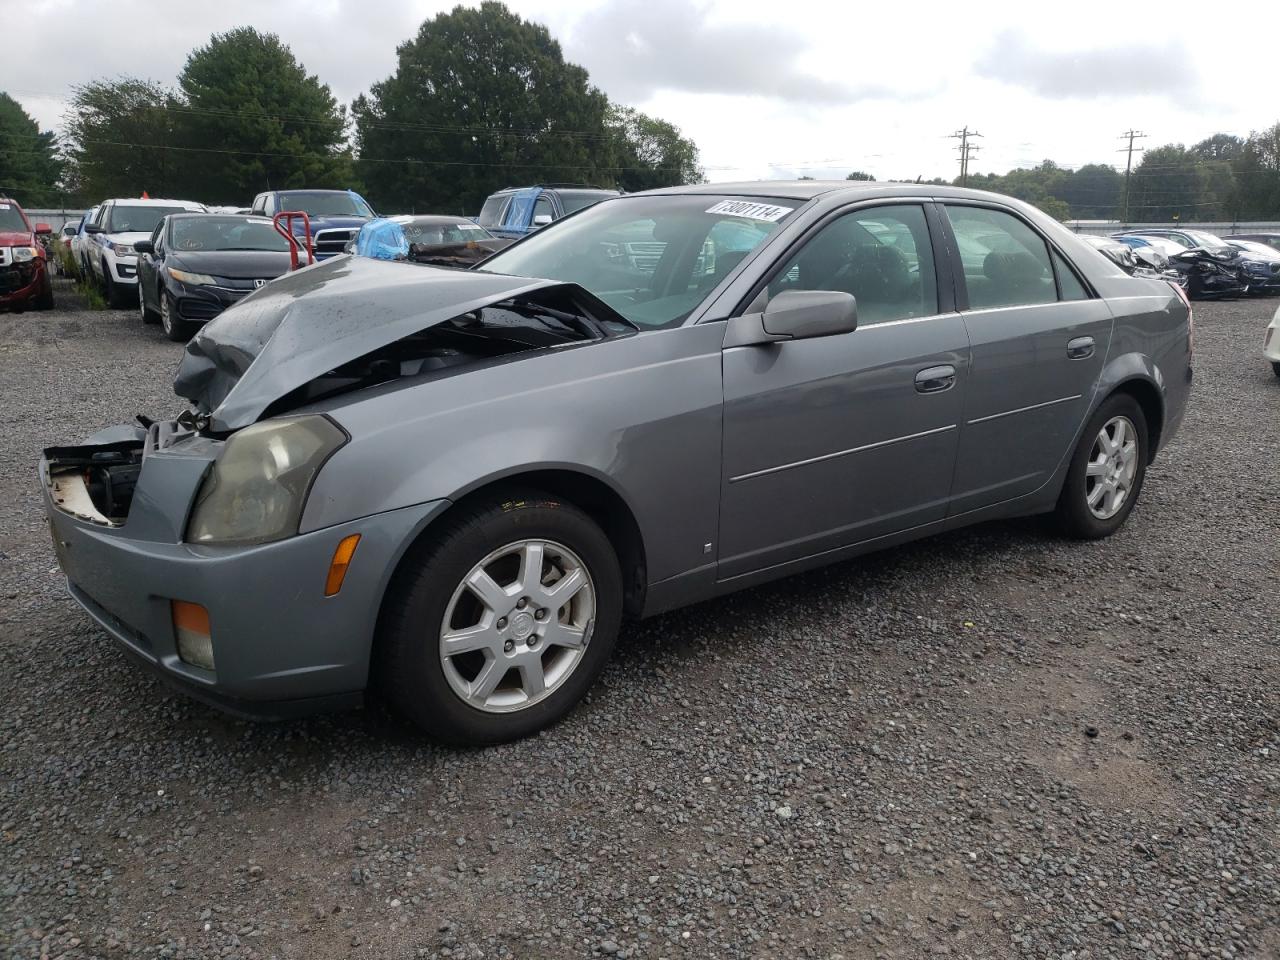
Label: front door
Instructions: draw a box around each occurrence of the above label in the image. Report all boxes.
[941,203,1114,515]
[718,202,969,580]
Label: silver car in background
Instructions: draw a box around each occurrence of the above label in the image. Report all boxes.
[40,182,1192,744]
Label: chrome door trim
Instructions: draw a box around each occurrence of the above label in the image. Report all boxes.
[966,394,1082,426]
[728,424,957,484]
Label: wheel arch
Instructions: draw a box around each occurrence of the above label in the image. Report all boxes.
[1095,352,1167,463]
[384,466,649,621]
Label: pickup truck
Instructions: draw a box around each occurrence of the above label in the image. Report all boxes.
[0,196,54,311]
[249,189,376,259]
[477,185,619,240]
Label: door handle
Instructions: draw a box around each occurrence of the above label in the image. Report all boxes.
[1067,336,1095,360]
[915,364,956,394]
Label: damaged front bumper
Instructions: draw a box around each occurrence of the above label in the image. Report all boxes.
[41,421,446,718]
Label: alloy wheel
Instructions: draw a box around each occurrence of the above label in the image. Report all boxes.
[160,295,173,336]
[439,539,595,713]
[1085,415,1139,520]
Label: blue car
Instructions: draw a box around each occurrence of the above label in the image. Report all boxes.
[249,189,376,259]
[477,184,619,240]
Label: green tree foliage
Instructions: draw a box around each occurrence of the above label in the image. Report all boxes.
[354,2,613,214]
[1232,123,1280,220]
[1127,145,1203,221]
[0,93,62,205]
[1057,164,1121,220]
[845,171,875,181]
[606,105,702,193]
[63,79,182,201]
[176,28,353,203]
[965,160,1071,220]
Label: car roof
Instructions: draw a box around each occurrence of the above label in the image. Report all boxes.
[626,180,1042,205]
[105,198,205,207]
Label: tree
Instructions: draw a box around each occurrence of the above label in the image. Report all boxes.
[63,79,182,201]
[1233,123,1280,220]
[1058,164,1121,220]
[0,93,62,206]
[176,27,353,203]
[606,105,702,192]
[1128,145,1203,221]
[845,171,875,181]
[353,2,613,214]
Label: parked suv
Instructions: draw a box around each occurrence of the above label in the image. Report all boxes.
[249,189,376,259]
[477,184,620,240]
[86,198,207,306]
[0,196,54,312]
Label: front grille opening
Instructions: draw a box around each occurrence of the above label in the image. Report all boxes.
[45,441,144,525]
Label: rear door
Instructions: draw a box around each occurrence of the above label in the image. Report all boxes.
[941,202,1113,514]
[718,202,970,579]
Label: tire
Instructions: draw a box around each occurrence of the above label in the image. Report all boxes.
[1272,361,1280,379]
[139,282,159,324]
[102,260,124,308]
[1055,393,1149,540]
[159,292,193,341]
[376,489,623,745]
[34,275,54,311]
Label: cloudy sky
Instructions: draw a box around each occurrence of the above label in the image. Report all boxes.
[2,0,1273,183]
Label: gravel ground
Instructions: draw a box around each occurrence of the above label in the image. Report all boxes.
[1,281,1277,960]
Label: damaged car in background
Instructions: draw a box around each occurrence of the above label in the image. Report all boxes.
[346,214,513,267]
[41,183,1192,745]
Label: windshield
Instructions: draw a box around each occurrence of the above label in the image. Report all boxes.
[278,192,373,218]
[478,195,797,328]
[401,218,491,244]
[170,216,292,253]
[0,201,29,232]
[1231,240,1278,257]
[106,205,187,234]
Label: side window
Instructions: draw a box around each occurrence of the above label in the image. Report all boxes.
[767,204,938,325]
[1052,250,1089,301]
[150,223,164,255]
[94,204,109,227]
[945,206,1059,310]
[532,194,554,226]
[478,195,507,230]
[250,195,265,215]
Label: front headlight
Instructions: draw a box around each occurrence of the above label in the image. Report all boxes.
[187,416,347,545]
[170,268,218,286]
[111,242,134,256]
[11,246,38,263]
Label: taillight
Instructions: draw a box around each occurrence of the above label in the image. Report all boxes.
[1170,281,1193,358]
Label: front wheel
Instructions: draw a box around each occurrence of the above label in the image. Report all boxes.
[159,292,194,341]
[1055,393,1149,540]
[1271,361,1280,379]
[376,490,623,745]
[102,261,125,308]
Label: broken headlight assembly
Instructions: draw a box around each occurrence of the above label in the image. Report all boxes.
[10,246,39,263]
[186,416,347,545]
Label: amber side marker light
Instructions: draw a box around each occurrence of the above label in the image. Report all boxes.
[171,600,215,670]
[325,534,362,597]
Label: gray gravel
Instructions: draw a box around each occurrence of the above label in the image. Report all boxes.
[2,281,1278,960]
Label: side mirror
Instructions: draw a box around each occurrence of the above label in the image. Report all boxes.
[725,290,858,347]
[84,224,104,234]
[133,239,154,255]
[532,213,553,227]
[34,223,52,235]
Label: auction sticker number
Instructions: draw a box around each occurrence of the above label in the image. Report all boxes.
[705,200,794,222]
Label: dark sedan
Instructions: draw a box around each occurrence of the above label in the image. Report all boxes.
[348,215,513,267]
[135,214,297,340]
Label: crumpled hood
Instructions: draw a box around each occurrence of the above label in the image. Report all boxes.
[174,255,564,432]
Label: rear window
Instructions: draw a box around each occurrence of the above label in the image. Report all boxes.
[557,190,616,215]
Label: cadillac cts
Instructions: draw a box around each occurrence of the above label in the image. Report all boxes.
[40,182,1193,744]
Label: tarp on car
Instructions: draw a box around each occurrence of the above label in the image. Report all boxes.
[173,255,564,432]
[352,218,409,261]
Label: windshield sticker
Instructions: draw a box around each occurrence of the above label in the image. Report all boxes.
[458,223,485,231]
[0,203,10,210]
[247,218,272,225]
[705,200,794,222]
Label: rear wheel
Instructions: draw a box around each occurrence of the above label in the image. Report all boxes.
[377,490,622,744]
[1055,393,1149,540]
[159,291,194,341]
[139,283,159,323]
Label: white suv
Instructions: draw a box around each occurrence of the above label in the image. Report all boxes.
[86,198,206,306]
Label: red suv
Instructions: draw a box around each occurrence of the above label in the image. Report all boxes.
[0,197,55,311]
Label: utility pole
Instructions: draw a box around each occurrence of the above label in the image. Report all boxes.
[1118,129,1146,224]
[950,127,983,186]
